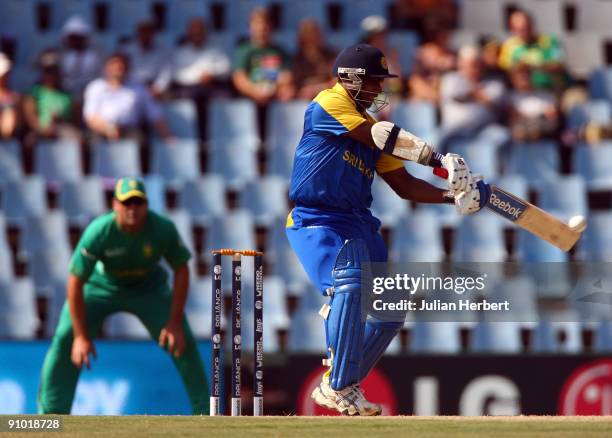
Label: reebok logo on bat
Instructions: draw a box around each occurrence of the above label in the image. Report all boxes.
[488,190,526,221]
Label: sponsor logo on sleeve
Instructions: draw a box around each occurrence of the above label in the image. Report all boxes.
[487,187,526,222]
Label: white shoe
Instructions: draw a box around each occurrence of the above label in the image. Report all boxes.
[311,380,382,416]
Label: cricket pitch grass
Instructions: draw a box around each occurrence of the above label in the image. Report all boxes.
[3,416,611,438]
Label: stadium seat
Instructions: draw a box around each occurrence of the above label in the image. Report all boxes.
[166,209,196,254]
[453,214,506,262]
[487,276,538,324]
[532,313,582,353]
[209,139,258,190]
[185,276,218,339]
[59,176,107,227]
[519,0,564,35]
[459,0,505,36]
[27,247,71,298]
[163,100,199,140]
[471,322,523,353]
[577,0,612,34]
[105,312,150,339]
[278,0,327,30]
[0,218,14,280]
[506,141,560,185]
[143,175,167,214]
[55,0,95,31]
[92,139,142,178]
[448,139,500,179]
[387,31,420,75]
[516,230,568,262]
[151,138,200,187]
[165,0,212,34]
[572,142,612,191]
[239,176,289,227]
[208,99,259,144]
[537,175,587,219]
[410,321,461,353]
[267,218,310,296]
[287,289,328,352]
[390,210,444,263]
[564,33,604,79]
[579,212,612,262]
[595,321,612,352]
[22,210,71,257]
[0,278,39,339]
[179,176,227,227]
[108,0,152,37]
[226,0,269,32]
[34,139,83,183]
[390,101,438,144]
[370,175,410,228]
[1,176,48,228]
[326,31,357,52]
[205,210,256,260]
[588,67,612,101]
[492,174,529,212]
[567,100,611,130]
[0,140,23,184]
[266,101,307,180]
[336,0,387,30]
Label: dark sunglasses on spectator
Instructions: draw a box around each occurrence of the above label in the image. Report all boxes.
[121,198,146,207]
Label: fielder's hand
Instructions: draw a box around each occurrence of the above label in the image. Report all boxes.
[441,153,472,194]
[159,321,186,358]
[454,175,491,215]
[71,335,97,370]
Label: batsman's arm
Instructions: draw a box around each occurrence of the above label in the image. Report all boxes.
[381,167,454,204]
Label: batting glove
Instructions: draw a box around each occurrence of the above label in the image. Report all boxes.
[441,153,472,194]
[454,175,491,215]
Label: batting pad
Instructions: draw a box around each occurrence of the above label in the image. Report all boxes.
[326,239,371,390]
[359,320,403,381]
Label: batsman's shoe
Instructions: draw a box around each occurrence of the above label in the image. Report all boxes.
[311,381,382,416]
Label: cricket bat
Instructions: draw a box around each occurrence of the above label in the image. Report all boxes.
[433,167,583,252]
[370,121,584,251]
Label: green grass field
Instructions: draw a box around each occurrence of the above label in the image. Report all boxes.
[3,416,612,438]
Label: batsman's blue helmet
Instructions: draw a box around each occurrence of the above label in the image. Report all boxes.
[332,43,398,79]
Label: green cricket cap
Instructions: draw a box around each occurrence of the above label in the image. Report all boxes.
[114,177,147,202]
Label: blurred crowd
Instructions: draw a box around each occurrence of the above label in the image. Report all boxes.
[0,2,605,174]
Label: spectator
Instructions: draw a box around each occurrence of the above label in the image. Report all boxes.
[171,17,231,140]
[408,19,455,103]
[120,19,172,98]
[498,9,569,93]
[232,8,294,136]
[292,19,336,100]
[507,63,559,142]
[440,46,506,145]
[83,53,171,142]
[360,16,403,96]
[0,53,19,139]
[59,15,103,98]
[388,0,456,40]
[23,51,79,141]
[480,37,508,85]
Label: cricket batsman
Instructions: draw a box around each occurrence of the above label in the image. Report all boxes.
[38,177,208,414]
[286,44,487,415]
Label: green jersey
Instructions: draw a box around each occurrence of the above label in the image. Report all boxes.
[69,211,191,294]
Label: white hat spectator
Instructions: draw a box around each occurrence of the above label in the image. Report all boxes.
[62,15,91,36]
[360,15,387,35]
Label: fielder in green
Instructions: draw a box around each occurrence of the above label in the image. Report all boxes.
[38,177,209,414]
